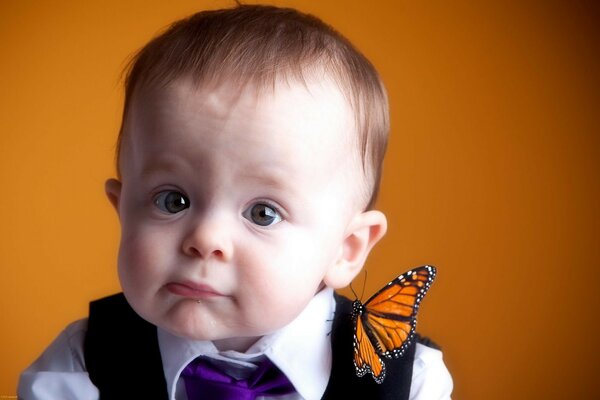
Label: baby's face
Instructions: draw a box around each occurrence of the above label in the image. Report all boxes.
[110,78,364,349]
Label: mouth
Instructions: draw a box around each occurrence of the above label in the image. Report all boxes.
[165,281,225,299]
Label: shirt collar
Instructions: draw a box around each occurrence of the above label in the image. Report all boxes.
[158,287,336,400]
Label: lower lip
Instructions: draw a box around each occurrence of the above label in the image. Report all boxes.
[165,283,224,299]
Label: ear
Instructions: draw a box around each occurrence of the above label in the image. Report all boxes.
[105,178,122,214]
[323,210,387,289]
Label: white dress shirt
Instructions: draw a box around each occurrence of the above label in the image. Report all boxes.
[18,288,453,399]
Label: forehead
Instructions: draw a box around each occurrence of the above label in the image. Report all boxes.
[123,77,360,173]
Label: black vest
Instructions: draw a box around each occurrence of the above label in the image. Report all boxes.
[84,293,417,399]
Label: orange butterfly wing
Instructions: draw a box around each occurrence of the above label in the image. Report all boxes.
[353,314,386,383]
[352,265,436,383]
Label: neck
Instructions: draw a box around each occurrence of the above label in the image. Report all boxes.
[213,335,261,352]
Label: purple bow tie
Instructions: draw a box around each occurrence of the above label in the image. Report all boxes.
[181,356,296,400]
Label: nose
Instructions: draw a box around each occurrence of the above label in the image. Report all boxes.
[181,213,233,260]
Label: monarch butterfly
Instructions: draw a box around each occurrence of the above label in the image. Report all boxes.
[352,265,436,384]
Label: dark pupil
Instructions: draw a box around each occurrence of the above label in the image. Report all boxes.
[251,204,276,226]
[165,192,188,213]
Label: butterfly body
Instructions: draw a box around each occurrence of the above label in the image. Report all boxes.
[352,265,436,384]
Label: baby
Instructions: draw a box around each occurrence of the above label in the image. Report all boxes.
[19,5,452,399]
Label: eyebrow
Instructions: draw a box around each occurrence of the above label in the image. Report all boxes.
[238,168,290,190]
[139,157,300,198]
[140,158,183,178]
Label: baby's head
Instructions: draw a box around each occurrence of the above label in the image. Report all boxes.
[105,5,390,349]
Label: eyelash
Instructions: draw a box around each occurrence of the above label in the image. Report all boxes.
[242,201,284,227]
[153,190,190,214]
[152,190,285,227]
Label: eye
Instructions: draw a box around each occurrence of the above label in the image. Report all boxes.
[243,203,283,227]
[154,190,189,214]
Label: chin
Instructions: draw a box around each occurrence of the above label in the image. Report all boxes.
[162,315,227,342]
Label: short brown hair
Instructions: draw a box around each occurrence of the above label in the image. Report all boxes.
[117,4,389,209]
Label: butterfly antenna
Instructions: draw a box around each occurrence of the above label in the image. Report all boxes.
[350,269,369,301]
[349,282,358,300]
[360,269,367,301]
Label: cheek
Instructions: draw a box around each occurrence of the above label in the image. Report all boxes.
[239,236,335,309]
[239,281,311,333]
[117,230,167,292]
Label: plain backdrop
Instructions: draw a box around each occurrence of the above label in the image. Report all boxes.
[1,1,599,398]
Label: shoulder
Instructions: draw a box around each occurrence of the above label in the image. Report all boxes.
[410,342,453,400]
[25,319,89,371]
[17,319,100,399]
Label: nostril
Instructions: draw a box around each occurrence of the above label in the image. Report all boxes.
[182,229,229,260]
[186,246,202,257]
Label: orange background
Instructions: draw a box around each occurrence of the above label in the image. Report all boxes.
[1,1,599,398]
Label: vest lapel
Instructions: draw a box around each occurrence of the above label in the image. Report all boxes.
[84,293,169,399]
